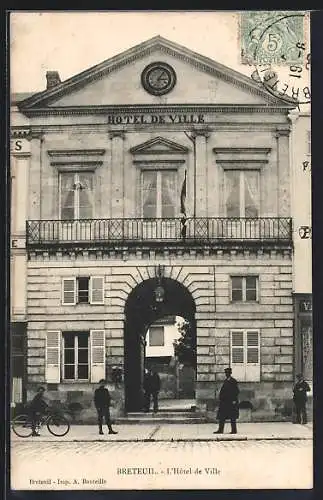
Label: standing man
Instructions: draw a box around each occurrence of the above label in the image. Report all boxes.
[143,367,161,413]
[214,367,239,434]
[28,386,48,437]
[94,379,118,435]
[293,373,311,424]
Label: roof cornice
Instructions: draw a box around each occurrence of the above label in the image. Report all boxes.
[21,103,293,118]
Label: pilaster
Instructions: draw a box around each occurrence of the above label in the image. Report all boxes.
[275,127,291,217]
[29,132,43,220]
[109,130,125,218]
[192,129,209,217]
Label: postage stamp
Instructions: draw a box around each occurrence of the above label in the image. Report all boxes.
[243,11,311,108]
[240,11,306,65]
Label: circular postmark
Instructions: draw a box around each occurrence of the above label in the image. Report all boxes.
[244,12,310,107]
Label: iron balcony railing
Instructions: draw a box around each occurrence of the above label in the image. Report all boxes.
[26,218,292,246]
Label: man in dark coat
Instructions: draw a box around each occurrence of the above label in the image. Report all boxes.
[94,379,118,435]
[143,367,161,413]
[214,367,240,434]
[28,386,48,437]
[293,373,311,424]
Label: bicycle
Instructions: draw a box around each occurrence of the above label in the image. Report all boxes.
[12,409,70,438]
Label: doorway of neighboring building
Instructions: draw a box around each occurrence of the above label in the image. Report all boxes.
[124,278,196,412]
[145,315,196,401]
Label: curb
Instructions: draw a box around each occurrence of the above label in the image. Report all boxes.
[12,436,313,443]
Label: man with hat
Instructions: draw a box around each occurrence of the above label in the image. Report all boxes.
[94,379,118,435]
[214,367,240,434]
[28,386,48,437]
[293,373,310,424]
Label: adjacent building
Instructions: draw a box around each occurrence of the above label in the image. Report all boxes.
[10,98,31,407]
[11,36,302,420]
[290,111,312,386]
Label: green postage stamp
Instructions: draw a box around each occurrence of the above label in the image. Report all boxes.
[240,11,307,65]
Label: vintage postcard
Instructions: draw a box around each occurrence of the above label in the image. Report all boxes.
[9,10,312,491]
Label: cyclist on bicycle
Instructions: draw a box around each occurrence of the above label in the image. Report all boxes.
[28,386,48,436]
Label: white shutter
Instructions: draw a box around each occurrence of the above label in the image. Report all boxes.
[246,330,260,381]
[90,277,104,304]
[90,330,105,382]
[62,278,76,305]
[230,330,245,381]
[46,331,61,383]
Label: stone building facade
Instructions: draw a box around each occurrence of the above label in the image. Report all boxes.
[11,36,298,421]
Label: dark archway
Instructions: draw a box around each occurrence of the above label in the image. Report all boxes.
[124,278,196,412]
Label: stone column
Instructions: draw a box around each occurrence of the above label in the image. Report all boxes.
[276,127,291,217]
[109,131,125,218]
[193,129,209,217]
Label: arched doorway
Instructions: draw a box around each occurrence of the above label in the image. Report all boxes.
[124,278,196,412]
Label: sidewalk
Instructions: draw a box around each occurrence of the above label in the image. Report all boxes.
[11,422,313,443]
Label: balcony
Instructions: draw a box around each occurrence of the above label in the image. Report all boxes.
[26,218,292,249]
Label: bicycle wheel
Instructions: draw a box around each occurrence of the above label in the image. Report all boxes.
[12,414,33,438]
[47,414,70,437]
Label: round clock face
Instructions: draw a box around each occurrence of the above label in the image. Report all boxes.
[141,62,176,96]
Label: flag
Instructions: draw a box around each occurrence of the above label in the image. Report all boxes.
[180,171,187,239]
[180,170,187,216]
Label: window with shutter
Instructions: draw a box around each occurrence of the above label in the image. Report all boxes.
[90,277,104,304]
[230,329,260,382]
[90,330,105,383]
[46,331,61,383]
[230,330,245,381]
[246,330,260,381]
[62,278,76,305]
[62,277,104,305]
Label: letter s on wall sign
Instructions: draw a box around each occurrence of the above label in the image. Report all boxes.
[14,140,22,151]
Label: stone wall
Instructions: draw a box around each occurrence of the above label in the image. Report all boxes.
[26,251,294,421]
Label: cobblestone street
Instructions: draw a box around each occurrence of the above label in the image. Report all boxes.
[11,431,312,490]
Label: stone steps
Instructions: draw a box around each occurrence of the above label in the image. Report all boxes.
[116,417,207,424]
[116,410,207,424]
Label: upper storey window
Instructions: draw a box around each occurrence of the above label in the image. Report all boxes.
[60,172,93,220]
[142,170,177,218]
[225,170,260,218]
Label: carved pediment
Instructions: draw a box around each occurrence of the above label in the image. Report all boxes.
[130,136,188,155]
[17,36,294,114]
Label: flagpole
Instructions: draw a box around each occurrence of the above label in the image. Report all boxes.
[184,131,196,218]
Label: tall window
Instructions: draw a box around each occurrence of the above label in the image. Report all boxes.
[60,172,93,220]
[225,170,260,218]
[230,330,260,381]
[63,332,89,381]
[142,170,177,218]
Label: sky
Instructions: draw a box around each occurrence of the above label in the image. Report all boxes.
[10,11,248,93]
